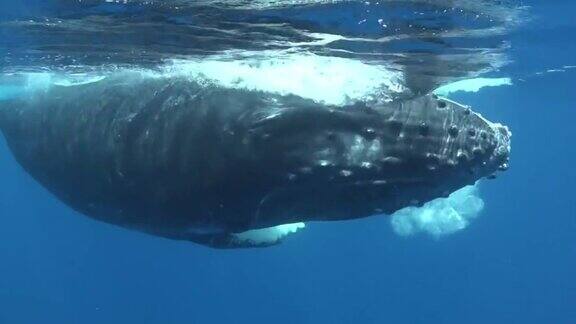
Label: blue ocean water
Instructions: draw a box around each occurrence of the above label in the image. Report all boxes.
[0,1,575,323]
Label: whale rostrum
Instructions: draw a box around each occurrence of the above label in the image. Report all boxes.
[0,75,511,248]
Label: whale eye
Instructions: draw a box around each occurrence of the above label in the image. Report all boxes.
[437,101,447,109]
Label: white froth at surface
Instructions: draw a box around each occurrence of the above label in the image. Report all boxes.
[162,52,404,105]
[390,185,484,237]
[9,52,404,106]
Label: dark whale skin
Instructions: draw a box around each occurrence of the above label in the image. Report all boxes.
[0,74,511,248]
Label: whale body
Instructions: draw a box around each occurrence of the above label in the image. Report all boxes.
[0,74,511,248]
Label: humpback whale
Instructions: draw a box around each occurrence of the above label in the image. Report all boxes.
[0,74,511,248]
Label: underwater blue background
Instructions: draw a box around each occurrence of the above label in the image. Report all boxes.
[1,1,575,323]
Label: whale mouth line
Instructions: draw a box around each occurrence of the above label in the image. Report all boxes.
[339,178,431,189]
[287,173,432,190]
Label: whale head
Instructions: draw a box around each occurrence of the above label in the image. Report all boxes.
[244,93,511,226]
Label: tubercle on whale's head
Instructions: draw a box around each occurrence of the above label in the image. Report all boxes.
[242,93,511,224]
[398,95,512,181]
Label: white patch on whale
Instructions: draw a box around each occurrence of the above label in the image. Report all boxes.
[390,185,484,237]
[232,222,306,245]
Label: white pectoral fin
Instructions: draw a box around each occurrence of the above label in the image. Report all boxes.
[231,222,306,246]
